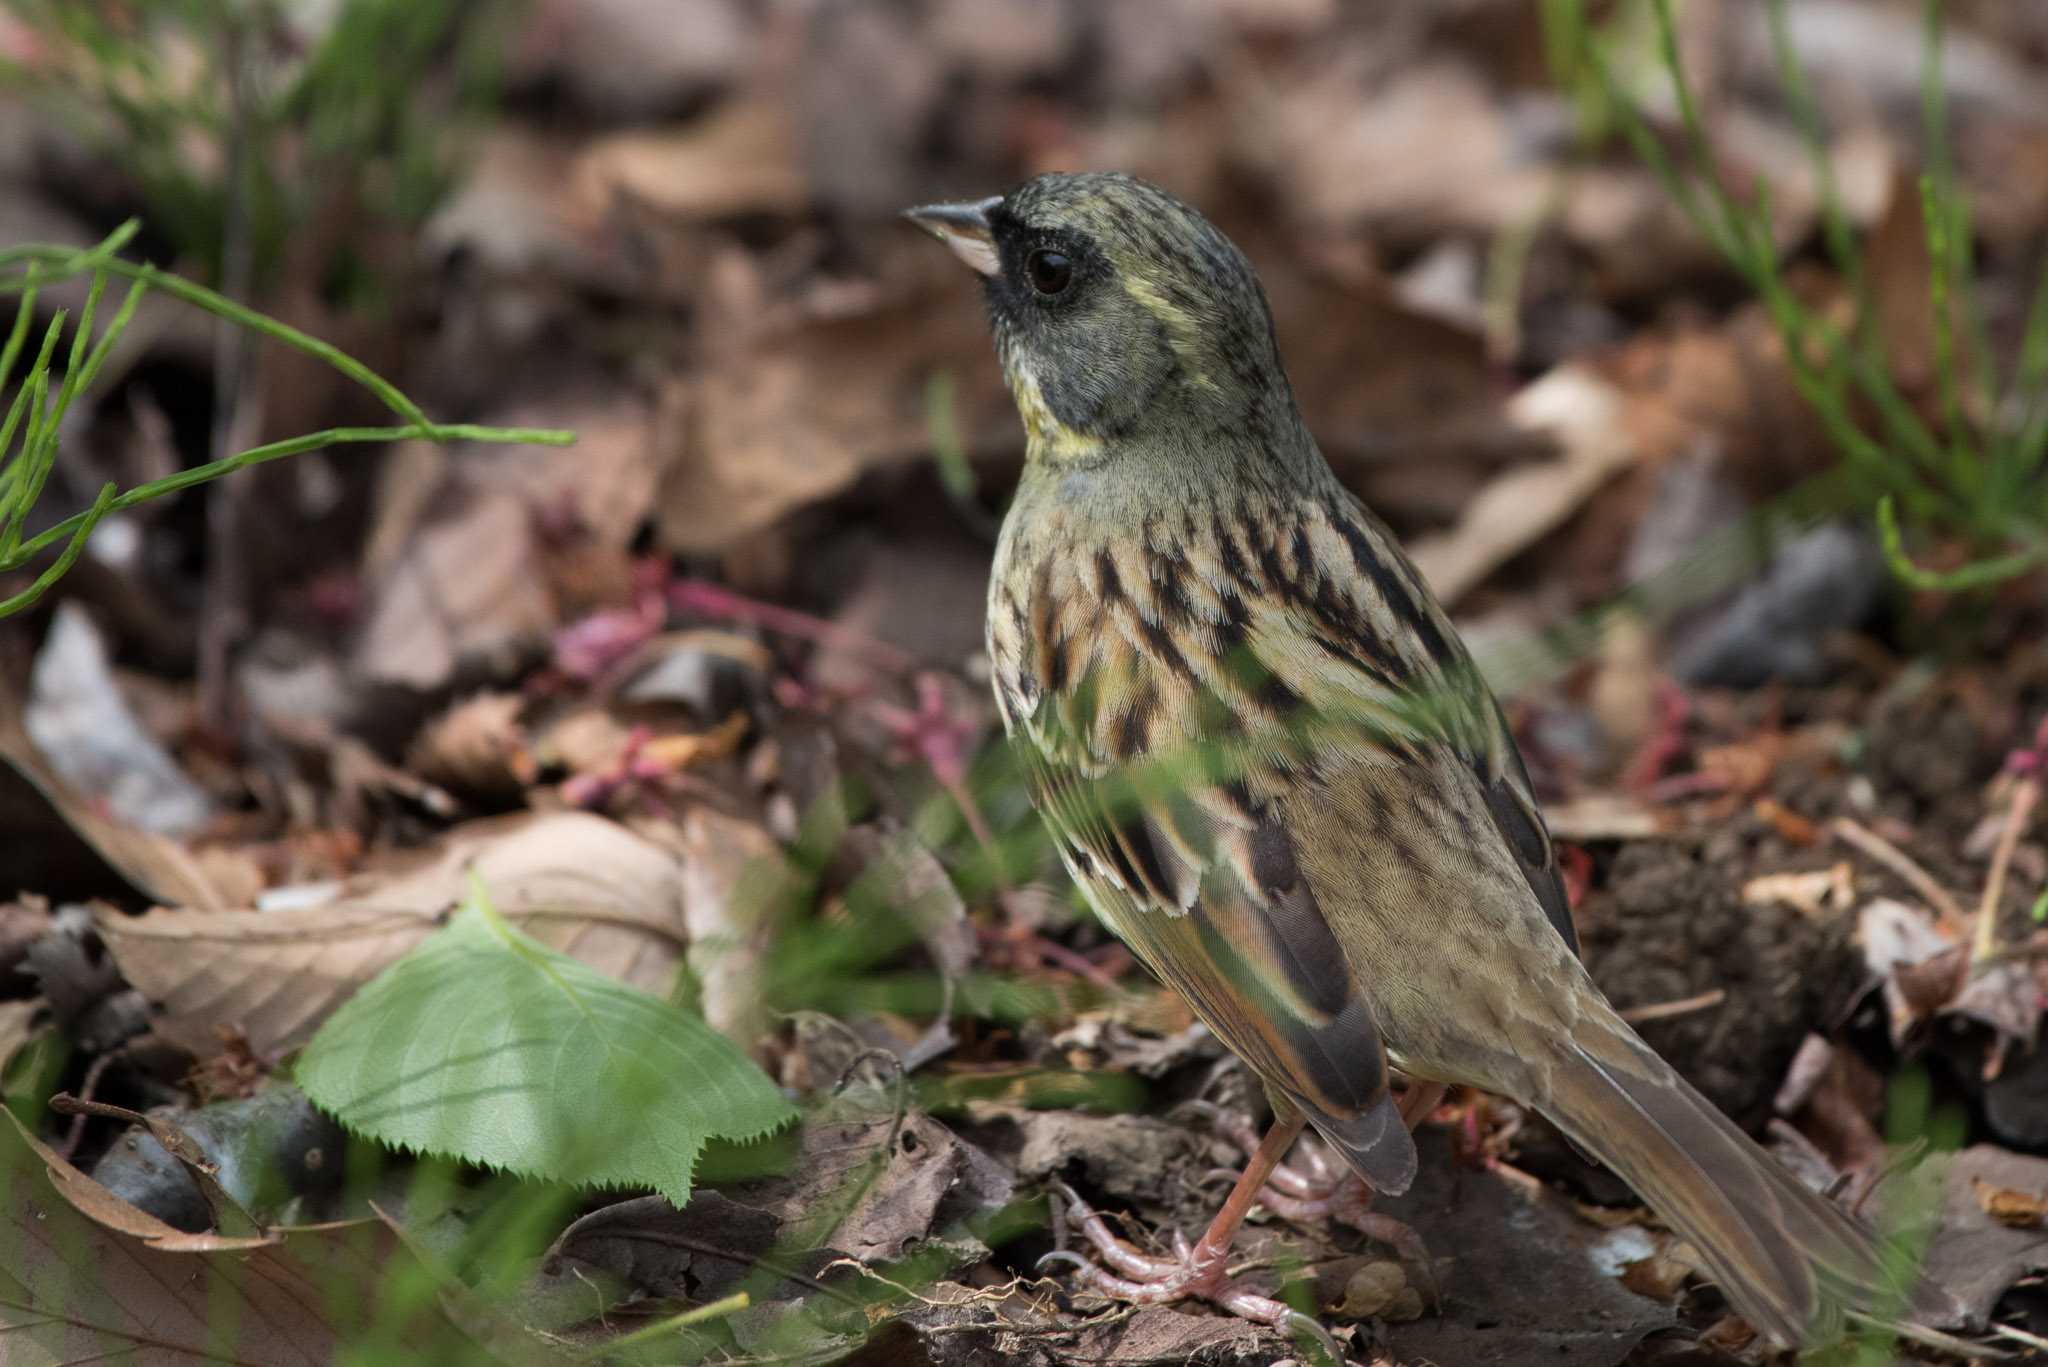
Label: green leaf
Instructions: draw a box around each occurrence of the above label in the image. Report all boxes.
[296,880,795,1206]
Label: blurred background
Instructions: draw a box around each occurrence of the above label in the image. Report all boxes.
[2,0,2045,717]
[4,2,2048,1363]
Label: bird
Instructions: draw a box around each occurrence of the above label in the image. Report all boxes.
[906,171,1962,1348]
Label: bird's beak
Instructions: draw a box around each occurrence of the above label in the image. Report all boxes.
[904,196,1003,276]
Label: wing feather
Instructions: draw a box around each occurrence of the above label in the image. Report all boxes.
[1020,686,1417,1193]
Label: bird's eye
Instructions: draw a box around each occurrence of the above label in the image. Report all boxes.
[1026,248,1072,296]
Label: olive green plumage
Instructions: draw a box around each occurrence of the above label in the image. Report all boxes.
[915,170,1958,1347]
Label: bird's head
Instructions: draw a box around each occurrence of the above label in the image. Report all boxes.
[908,172,1297,466]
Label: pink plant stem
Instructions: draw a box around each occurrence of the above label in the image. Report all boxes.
[670,578,917,674]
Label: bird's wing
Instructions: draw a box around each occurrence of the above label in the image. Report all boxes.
[1017,682,1419,1194]
[1241,488,1580,959]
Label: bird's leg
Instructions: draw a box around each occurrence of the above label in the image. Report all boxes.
[1194,1079,1448,1203]
[1191,1084,1444,1272]
[1041,1113,1336,1343]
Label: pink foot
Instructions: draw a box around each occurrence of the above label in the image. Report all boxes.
[1186,1103,1436,1296]
[1039,1181,1339,1355]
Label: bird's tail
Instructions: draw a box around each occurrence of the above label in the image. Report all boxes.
[1538,1035,1962,1347]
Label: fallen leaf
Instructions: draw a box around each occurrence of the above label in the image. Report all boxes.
[3,1106,274,1253]
[0,892,51,979]
[0,1108,493,1361]
[1587,612,1661,766]
[641,711,750,770]
[53,1093,263,1238]
[1865,166,1948,397]
[1859,897,1964,1043]
[1972,1176,2047,1229]
[1335,1259,1423,1320]
[1618,1249,1692,1303]
[1741,864,1854,919]
[1245,55,1549,236]
[1923,1146,2048,1327]
[668,804,786,1042]
[0,998,40,1072]
[26,603,212,837]
[572,99,805,222]
[1771,1035,1888,1178]
[652,267,1011,556]
[98,812,691,1057]
[1944,959,2043,1062]
[355,486,557,692]
[406,692,537,803]
[1540,792,1667,842]
[0,701,228,909]
[420,127,613,279]
[614,628,774,708]
[1409,366,1637,605]
[1753,796,1825,847]
[464,395,659,552]
[1377,1130,1673,1365]
[509,0,754,124]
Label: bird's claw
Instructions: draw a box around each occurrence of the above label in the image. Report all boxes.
[1193,1117,1439,1304]
[1042,1180,1335,1354]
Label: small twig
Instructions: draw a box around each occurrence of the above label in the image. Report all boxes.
[1486,1158,1547,1199]
[52,1053,115,1161]
[1619,988,1727,1024]
[197,7,259,736]
[1990,1320,2048,1355]
[1972,775,2039,970]
[1831,816,1967,927]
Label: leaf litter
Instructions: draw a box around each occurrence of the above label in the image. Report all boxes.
[4,1,2048,1364]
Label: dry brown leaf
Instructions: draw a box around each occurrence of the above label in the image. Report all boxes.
[1741,864,1854,919]
[1945,960,2044,1065]
[641,711,750,771]
[0,1107,484,1359]
[1771,1034,1888,1177]
[1857,897,1960,1044]
[653,265,1009,556]
[463,397,659,552]
[98,812,690,1058]
[537,706,635,776]
[1587,612,1661,764]
[1,892,52,972]
[2,1107,274,1252]
[1540,793,1666,842]
[1866,166,1946,397]
[572,99,805,222]
[188,845,269,908]
[354,486,558,692]
[1618,1249,1692,1303]
[0,998,41,1073]
[0,702,229,910]
[407,692,537,801]
[1972,1176,2047,1229]
[1409,366,1637,605]
[1243,55,1550,235]
[421,126,607,278]
[1752,796,1825,847]
[1695,734,1783,796]
[50,1093,262,1238]
[1336,1259,1423,1321]
[27,603,212,837]
[667,805,785,1041]
[1926,1147,2048,1326]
